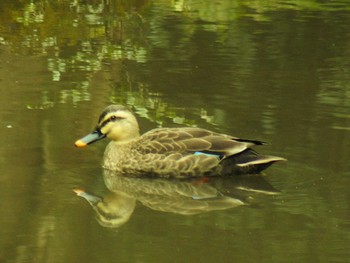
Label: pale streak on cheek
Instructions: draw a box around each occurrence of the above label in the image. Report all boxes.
[100,121,124,140]
[106,125,124,141]
[100,125,110,135]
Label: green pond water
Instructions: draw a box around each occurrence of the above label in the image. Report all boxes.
[0,1,349,262]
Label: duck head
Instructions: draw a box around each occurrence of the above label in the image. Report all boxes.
[75,105,140,147]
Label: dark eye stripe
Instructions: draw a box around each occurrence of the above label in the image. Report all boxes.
[100,116,123,128]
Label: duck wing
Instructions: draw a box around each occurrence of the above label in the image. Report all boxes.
[126,127,285,177]
[138,127,262,158]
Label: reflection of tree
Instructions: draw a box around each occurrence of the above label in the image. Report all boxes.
[1,0,350,137]
[0,0,148,105]
[0,0,222,126]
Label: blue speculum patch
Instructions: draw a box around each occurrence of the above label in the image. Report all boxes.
[194,151,222,159]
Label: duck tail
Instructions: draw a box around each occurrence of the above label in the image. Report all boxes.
[235,155,286,174]
[221,149,286,175]
[234,138,266,146]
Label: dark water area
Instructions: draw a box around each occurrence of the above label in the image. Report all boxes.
[0,1,349,262]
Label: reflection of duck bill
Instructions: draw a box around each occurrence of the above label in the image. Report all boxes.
[73,188,102,205]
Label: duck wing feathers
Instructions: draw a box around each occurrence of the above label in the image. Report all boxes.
[117,127,285,177]
[137,127,262,158]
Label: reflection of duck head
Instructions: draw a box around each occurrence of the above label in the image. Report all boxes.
[74,188,136,228]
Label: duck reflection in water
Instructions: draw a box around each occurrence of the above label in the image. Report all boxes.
[74,170,280,228]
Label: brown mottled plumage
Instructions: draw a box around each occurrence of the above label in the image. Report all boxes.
[75,105,286,178]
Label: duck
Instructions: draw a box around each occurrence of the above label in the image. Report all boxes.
[75,105,286,178]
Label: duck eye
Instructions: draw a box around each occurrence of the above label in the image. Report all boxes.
[109,115,122,121]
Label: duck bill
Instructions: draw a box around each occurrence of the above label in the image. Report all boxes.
[75,129,106,147]
[73,188,102,206]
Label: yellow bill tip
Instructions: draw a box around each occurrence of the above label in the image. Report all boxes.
[73,188,85,195]
[74,140,87,148]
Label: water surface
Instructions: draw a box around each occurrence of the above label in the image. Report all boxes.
[0,1,349,262]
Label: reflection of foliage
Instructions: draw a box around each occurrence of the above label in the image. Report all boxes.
[2,0,350,129]
[0,0,149,108]
[0,0,148,75]
[109,71,215,127]
[173,0,350,23]
[1,0,218,126]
